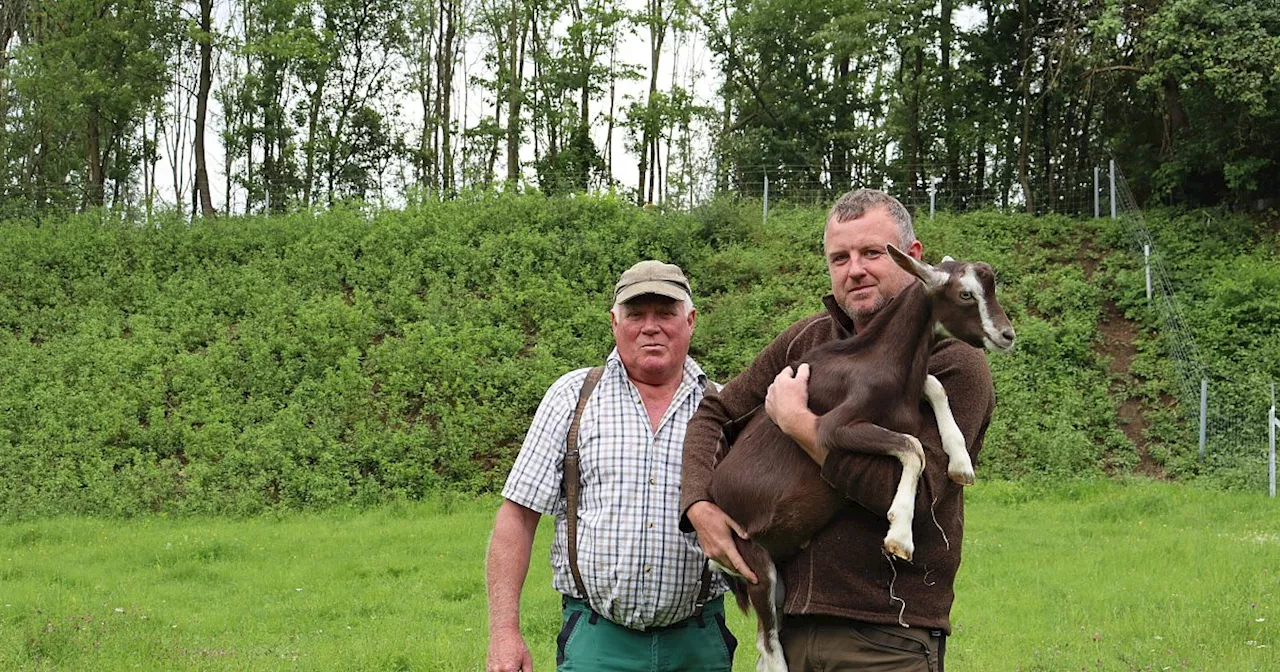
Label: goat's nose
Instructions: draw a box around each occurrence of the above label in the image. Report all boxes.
[1001,328,1016,342]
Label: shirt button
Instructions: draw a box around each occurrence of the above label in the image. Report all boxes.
[649,478,656,485]
[648,522,655,529]
[644,565,652,573]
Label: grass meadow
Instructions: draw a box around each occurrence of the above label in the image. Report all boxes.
[1,480,1277,671]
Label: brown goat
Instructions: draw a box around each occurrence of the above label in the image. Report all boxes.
[706,246,1015,671]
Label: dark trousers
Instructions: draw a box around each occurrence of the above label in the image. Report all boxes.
[780,614,946,672]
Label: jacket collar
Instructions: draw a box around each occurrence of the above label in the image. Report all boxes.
[822,294,856,337]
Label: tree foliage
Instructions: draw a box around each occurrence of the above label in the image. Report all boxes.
[4,0,1278,216]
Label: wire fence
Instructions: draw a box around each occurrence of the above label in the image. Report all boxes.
[686,160,1117,220]
[1108,162,1274,493]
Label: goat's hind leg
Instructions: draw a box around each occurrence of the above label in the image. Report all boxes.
[816,414,926,561]
[924,374,974,486]
[883,434,925,561]
[733,538,788,672]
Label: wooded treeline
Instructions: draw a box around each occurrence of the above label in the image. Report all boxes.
[1,0,1278,217]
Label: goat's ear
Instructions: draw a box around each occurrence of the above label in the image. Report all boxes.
[890,244,952,289]
[887,244,949,290]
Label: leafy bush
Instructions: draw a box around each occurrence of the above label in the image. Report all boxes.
[0,196,1275,516]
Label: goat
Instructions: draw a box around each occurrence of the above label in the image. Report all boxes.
[706,245,1015,672]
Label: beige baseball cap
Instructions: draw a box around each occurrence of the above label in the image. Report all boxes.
[614,260,692,305]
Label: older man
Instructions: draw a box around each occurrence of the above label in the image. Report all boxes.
[486,260,734,672]
[682,189,997,671]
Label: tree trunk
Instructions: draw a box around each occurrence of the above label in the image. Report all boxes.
[142,113,152,218]
[86,109,105,207]
[304,74,325,206]
[0,0,27,144]
[941,0,958,195]
[606,33,617,180]
[193,0,216,217]
[570,0,590,130]
[242,8,254,213]
[831,55,851,191]
[1161,77,1188,157]
[976,143,986,200]
[505,0,525,183]
[1017,0,1033,214]
[150,111,161,217]
[224,99,233,214]
[906,45,923,200]
[416,9,435,195]
[262,55,285,213]
[1076,88,1094,210]
[438,0,457,195]
[639,0,666,205]
[1041,49,1054,212]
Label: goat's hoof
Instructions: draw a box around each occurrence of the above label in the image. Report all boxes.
[883,537,914,562]
[948,466,976,486]
[755,653,788,672]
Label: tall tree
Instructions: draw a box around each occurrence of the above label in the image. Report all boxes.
[193,0,216,216]
[435,0,461,196]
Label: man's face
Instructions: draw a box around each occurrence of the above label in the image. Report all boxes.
[610,295,695,383]
[824,206,923,327]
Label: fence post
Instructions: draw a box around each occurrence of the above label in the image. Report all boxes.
[1144,244,1153,301]
[1199,378,1208,462]
[763,173,769,224]
[928,177,938,219]
[1109,158,1117,220]
[1270,382,1276,498]
[1094,166,1100,218]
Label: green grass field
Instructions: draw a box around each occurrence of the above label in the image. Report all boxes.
[2,481,1276,671]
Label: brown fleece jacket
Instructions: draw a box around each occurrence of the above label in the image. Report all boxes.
[680,295,995,633]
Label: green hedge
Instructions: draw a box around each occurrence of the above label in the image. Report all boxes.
[0,195,1274,516]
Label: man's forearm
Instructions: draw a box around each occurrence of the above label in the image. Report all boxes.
[486,501,539,633]
[778,410,824,465]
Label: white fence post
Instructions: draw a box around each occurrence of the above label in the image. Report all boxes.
[1199,378,1208,462]
[1269,382,1276,498]
[1144,244,1153,302]
[1109,158,1117,220]
[1094,166,1100,218]
[928,177,938,219]
[763,173,769,224]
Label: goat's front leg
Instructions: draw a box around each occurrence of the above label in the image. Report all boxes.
[923,374,974,486]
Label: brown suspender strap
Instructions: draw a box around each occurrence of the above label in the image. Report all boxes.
[564,366,605,604]
[564,368,716,617]
[692,561,713,618]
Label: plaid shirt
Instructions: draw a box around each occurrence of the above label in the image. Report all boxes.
[502,349,728,630]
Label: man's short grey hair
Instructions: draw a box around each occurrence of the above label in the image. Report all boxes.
[824,188,915,248]
[610,296,695,319]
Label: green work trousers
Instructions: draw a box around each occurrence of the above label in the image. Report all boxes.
[556,596,736,672]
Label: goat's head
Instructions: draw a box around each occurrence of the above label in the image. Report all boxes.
[886,245,1016,352]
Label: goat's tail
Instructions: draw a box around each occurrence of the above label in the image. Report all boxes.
[709,556,753,614]
[726,573,751,614]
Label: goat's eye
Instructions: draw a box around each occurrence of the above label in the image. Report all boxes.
[959,290,974,301]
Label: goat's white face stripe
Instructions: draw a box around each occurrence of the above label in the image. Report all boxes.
[961,268,997,337]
